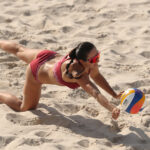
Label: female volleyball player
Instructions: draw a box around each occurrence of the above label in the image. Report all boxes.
[0,41,121,120]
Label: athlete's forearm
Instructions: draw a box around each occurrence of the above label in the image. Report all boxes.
[96,93,115,112]
[77,76,116,112]
[94,73,117,98]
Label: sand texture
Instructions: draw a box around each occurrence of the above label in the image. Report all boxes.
[0,0,150,150]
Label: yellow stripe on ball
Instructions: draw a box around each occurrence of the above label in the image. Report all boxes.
[121,89,135,105]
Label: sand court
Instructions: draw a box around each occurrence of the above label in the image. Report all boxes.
[0,0,150,149]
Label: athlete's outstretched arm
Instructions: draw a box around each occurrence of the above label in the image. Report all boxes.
[76,75,120,120]
[90,64,122,99]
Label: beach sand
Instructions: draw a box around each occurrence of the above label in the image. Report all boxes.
[0,0,150,149]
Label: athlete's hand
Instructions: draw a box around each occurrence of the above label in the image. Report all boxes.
[114,91,124,99]
[112,107,120,120]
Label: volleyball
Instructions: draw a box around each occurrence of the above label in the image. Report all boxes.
[120,88,145,114]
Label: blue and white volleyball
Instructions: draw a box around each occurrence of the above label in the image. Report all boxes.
[120,88,145,114]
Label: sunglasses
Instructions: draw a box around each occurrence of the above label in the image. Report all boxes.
[88,52,100,63]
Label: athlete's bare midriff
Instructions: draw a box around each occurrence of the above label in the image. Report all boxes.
[37,54,63,85]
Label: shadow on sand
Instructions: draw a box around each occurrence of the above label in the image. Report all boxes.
[31,103,150,148]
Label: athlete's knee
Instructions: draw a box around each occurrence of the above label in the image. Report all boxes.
[9,42,20,54]
[16,44,24,55]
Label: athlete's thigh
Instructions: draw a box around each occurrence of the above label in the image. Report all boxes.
[17,45,44,64]
[21,66,42,111]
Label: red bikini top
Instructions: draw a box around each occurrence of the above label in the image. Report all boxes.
[53,55,80,89]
